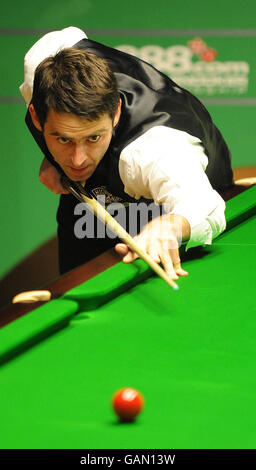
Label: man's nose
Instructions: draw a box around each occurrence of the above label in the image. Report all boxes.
[71,143,88,167]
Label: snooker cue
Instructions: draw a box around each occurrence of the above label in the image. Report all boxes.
[61,176,179,291]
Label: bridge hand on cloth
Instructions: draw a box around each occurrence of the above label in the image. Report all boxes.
[115,213,190,280]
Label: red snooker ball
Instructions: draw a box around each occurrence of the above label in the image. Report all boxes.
[112,387,144,422]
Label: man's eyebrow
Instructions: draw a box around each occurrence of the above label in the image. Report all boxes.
[49,128,108,137]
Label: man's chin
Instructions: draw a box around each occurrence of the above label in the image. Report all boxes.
[69,175,87,182]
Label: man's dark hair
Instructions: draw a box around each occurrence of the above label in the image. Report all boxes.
[32,47,120,127]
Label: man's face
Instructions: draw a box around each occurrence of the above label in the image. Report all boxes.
[31,104,121,182]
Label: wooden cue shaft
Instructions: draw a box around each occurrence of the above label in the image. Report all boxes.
[71,186,179,291]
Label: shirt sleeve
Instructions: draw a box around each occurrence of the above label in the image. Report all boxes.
[119,126,226,249]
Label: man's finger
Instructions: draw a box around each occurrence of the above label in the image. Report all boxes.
[115,243,129,255]
[148,239,161,263]
[123,251,138,262]
[169,248,189,276]
[115,243,138,262]
[176,267,189,276]
[159,240,179,280]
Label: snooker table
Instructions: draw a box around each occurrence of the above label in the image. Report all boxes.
[0,185,255,450]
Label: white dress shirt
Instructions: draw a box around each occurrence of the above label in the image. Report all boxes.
[20,27,226,249]
[119,126,226,249]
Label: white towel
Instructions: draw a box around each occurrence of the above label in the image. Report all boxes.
[19,26,87,106]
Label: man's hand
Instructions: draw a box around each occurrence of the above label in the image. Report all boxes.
[39,157,69,194]
[115,214,190,280]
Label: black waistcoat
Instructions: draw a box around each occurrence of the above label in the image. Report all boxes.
[25,38,233,197]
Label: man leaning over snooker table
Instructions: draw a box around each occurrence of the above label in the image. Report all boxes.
[20,26,233,279]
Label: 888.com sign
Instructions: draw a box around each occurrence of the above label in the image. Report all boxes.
[115,37,249,97]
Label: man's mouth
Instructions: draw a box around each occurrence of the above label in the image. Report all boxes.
[69,165,92,174]
[67,165,94,181]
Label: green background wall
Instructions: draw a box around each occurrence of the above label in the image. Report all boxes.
[1,0,256,285]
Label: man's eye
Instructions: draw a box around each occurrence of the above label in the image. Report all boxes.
[88,135,100,142]
[58,137,70,144]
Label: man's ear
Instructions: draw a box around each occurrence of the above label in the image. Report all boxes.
[29,104,43,132]
[113,98,122,127]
